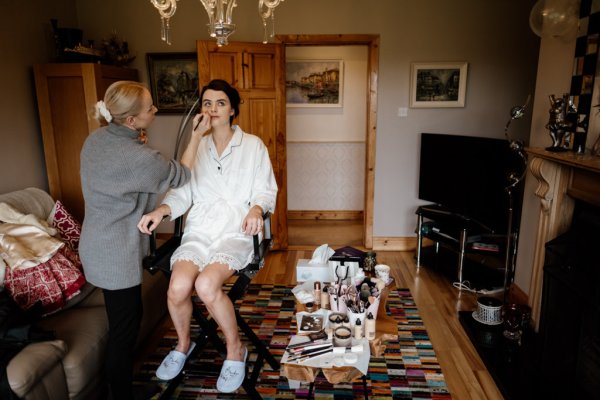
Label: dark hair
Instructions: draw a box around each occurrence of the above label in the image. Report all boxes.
[200,79,241,124]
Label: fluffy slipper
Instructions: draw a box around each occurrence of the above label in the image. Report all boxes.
[156,342,196,381]
[216,347,248,393]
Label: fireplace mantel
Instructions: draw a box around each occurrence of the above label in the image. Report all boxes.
[525,147,600,329]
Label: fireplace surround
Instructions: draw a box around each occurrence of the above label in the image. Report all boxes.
[525,147,600,396]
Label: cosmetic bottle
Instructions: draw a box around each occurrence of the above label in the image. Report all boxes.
[314,281,321,308]
[320,284,330,309]
[366,312,376,341]
[342,315,351,328]
[354,318,363,340]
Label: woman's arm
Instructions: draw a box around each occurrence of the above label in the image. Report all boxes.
[179,112,210,170]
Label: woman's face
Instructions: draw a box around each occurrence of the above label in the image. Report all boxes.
[201,89,234,128]
[132,90,157,129]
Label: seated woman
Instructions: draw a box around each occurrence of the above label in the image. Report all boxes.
[138,79,277,393]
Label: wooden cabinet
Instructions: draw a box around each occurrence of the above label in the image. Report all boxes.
[33,63,138,221]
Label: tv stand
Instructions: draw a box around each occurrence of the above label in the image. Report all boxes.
[415,205,508,289]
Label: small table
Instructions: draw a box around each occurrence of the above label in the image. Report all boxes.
[281,280,398,397]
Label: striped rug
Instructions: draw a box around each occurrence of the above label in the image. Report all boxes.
[135,284,451,399]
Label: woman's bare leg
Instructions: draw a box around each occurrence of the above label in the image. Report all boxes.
[168,260,200,354]
[195,263,244,361]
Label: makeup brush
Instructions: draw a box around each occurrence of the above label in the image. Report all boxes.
[193,114,204,131]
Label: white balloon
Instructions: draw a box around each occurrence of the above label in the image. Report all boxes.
[529,0,580,41]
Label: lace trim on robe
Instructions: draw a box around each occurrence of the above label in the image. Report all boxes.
[171,251,244,272]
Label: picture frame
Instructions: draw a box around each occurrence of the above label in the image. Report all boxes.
[409,62,468,108]
[286,59,343,107]
[146,52,198,113]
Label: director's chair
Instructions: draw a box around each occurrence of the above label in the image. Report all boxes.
[142,213,279,399]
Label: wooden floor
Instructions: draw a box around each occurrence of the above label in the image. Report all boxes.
[137,220,504,399]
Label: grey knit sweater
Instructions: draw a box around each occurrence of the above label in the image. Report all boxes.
[79,123,190,290]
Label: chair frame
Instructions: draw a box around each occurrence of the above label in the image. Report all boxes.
[143,213,279,399]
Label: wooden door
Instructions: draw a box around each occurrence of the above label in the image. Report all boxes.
[197,40,288,249]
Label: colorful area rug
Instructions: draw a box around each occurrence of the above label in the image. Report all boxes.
[135,284,451,399]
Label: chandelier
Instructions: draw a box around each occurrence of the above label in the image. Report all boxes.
[150,0,285,46]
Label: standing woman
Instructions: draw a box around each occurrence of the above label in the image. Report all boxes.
[138,79,277,393]
[79,81,210,399]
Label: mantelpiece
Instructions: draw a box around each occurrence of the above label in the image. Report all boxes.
[524,147,600,329]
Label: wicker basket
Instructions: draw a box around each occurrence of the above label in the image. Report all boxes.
[473,296,503,325]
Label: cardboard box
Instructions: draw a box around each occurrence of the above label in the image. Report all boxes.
[296,259,334,282]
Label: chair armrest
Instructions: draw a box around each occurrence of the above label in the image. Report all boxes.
[251,212,272,267]
[143,217,184,274]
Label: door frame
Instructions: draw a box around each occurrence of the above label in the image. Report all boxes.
[275,34,380,248]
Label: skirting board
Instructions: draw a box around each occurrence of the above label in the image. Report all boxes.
[372,236,418,251]
[288,210,363,220]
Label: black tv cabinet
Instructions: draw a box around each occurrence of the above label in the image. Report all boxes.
[415,204,511,288]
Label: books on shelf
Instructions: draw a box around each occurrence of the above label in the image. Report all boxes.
[471,242,500,252]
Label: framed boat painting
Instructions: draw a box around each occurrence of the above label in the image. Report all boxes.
[286,59,343,107]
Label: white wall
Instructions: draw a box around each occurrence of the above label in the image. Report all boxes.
[286,46,367,211]
[73,0,538,236]
[514,34,576,296]
[286,46,367,143]
[0,0,78,193]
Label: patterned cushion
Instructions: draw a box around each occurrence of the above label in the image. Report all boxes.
[50,200,81,252]
[4,247,87,315]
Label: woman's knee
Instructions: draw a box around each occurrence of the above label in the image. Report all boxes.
[194,275,221,304]
[167,264,197,303]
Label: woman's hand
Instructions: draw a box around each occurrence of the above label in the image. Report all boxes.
[180,112,209,170]
[192,112,211,137]
[137,204,171,235]
[242,205,264,236]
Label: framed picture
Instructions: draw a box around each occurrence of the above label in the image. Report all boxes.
[146,52,198,113]
[409,62,468,108]
[286,59,343,107]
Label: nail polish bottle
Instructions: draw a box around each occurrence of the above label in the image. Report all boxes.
[366,312,376,341]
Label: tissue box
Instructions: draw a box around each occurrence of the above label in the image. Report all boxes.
[296,259,334,283]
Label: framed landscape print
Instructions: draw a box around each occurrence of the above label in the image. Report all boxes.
[409,62,468,108]
[146,52,198,113]
[286,59,343,107]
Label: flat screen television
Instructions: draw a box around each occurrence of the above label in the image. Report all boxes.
[418,132,524,234]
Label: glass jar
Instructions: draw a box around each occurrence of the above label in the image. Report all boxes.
[364,251,377,273]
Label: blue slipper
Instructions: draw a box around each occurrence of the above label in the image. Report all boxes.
[216,347,248,393]
[156,342,196,381]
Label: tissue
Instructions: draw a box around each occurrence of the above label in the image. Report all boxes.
[296,244,335,282]
[309,244,335,264]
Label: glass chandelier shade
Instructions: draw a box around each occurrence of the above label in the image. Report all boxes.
[150,0,284,46]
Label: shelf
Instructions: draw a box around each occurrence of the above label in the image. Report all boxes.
[416,204,516,288]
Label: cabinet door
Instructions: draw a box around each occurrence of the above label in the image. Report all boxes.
[197,40,288,249]
[34,63,138,221]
